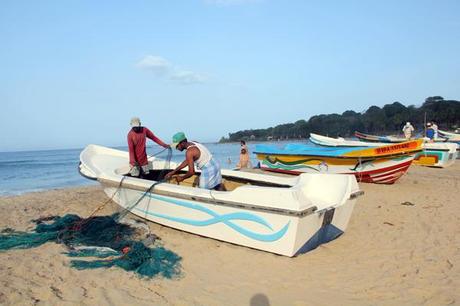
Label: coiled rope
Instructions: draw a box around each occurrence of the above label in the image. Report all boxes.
[64,146,173,239]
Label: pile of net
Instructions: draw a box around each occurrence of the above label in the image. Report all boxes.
[0,213,181,278]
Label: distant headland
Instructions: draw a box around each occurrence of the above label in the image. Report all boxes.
[219,96,460,143]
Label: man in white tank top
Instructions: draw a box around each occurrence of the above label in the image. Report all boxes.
[164,132,225,190]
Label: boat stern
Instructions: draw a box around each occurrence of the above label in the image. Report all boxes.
[291,173,362,255]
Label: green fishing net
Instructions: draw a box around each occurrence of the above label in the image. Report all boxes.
[0,213,181,278]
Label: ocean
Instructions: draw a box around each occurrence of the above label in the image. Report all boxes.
[0,141,304,196]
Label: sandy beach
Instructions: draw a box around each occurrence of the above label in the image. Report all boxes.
[0,163,459,306]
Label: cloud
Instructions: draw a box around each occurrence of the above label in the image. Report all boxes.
[136,55,171,76]
[170,70,208,85]
[136,55,208,85]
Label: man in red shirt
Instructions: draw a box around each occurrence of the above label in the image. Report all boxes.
[127,117,169,177]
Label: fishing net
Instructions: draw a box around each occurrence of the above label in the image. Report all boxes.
[0,147,181,278]
[0,214,181,278]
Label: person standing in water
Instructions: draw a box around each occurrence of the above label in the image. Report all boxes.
[127,117,170,177]
[236,140,252,169]
[165,132,225,190]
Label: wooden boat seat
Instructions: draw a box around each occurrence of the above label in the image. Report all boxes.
[167,174,248,191]
[141,169,287,191]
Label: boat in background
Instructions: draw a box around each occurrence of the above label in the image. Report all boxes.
[354,131,406,143]
[310,133,457,168]
[79,144,363,257]
[354,131,460,159]
[254,140,423,184]
[311,133,370,147]
[438,130,460,142]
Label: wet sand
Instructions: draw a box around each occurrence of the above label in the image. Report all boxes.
[0,163,459,305]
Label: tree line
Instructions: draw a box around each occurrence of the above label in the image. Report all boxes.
[219,96,460,142]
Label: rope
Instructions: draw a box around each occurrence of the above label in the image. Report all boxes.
[148,146,171,158]
[116,147,172,221]
[115,180,164,221]
[58,147,173,243]
[86,176,127,219]
[57,176,128,242]
[128,146,172,176]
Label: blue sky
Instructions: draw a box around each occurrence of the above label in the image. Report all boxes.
[1,0,459,151]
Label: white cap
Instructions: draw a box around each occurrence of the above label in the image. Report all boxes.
[406,122,410,125]
[130,117,141,127]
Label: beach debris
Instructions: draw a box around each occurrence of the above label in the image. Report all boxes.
[1,228,15,234]
[50,286,63,300]
[141,233,159,247]
[401,201,415,206]
[383,222,394,226]
[422,205,443,209]
[66,246,119,258]
[32,215,59,223]
[0,213,181,278]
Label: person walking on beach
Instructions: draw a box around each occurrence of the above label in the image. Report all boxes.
[127,117,170,177]
[402,122,415,140]
[165,132,225,191]
[431,121,439,139]
[236,140,252,169]
[425,123,435,142]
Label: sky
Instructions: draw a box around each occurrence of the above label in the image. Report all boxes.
[1,0,459,151]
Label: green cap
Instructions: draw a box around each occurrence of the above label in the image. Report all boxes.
[172,132,186,148]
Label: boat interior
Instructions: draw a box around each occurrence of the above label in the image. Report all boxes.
[126,169,290,191]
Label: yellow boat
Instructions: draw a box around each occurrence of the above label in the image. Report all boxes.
[254,140,423,184]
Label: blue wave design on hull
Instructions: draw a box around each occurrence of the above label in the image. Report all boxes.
[133,193,290,242]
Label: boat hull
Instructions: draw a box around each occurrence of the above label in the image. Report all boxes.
[438,130,460,142]
[354,131,405,143]
[257,154,415,184]
[79,144,363,257]
[102,185,357,257]
[311,133,458,167]
[413,148,457,167]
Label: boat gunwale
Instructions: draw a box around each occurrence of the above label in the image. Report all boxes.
[422,148,452,153]
[97,177,363,217]
[310,136,455,153]
[253,150,421,159]
[78,162,97,181]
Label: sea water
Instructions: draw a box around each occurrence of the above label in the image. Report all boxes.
[0,141,304,196]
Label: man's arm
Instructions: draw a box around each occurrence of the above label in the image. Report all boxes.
[164,147,198,182]
[145,128,169,148]
[127,134,136,166]
[176,149,197,182]
[165,159,189,179]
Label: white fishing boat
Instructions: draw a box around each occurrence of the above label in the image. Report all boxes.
[79,144,363,257]
[438,130,460,142]
[310,133,457,168]
[310,133,369,147]
[353,130,460,159]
